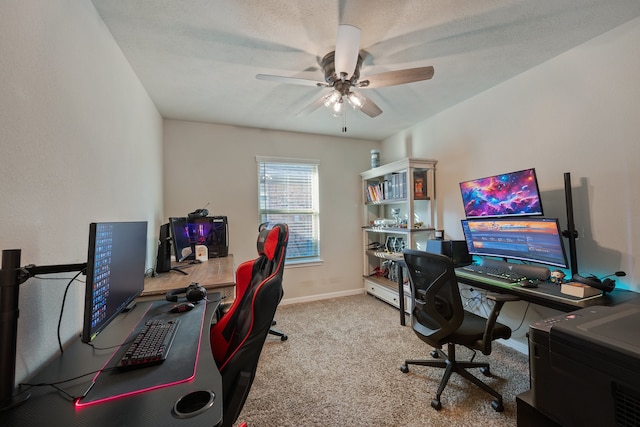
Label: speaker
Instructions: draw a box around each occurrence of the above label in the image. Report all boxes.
[426,239,472,267]
[572,274,616,293]
[156,223,172,273]
[482,258,551,281]
[166,282,207,303]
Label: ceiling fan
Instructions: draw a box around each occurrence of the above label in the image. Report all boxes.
[256,24,434,119]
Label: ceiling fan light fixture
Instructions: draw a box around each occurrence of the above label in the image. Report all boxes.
[346,91,366,110]
[323,91,341,108]
[331,98,344,117]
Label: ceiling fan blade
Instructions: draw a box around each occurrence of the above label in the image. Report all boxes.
[334,24,360,78]
[256,74,328,87]
[360,95,382,118]
[358,66,434,88]
[297,93,330,117]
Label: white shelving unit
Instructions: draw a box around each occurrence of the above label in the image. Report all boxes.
[361,158,437,315]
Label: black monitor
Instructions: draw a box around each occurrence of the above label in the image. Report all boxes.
[169,217,193,262]
[81,221,148,343]
[459,168,544,218]
[461,217,568,268]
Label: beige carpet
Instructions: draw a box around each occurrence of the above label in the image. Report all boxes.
[235,294,530,426]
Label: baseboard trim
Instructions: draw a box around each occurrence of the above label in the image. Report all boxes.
[500,338,529,355]
[279,289,365,306]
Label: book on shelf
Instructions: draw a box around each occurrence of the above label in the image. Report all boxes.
[365,171,407,202]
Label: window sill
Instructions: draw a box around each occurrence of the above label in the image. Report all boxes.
[285,258,324,268]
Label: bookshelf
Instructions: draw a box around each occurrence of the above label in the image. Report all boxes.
[361,158,437,312]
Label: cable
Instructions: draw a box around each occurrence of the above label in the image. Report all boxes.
[19,367,116,401]
[56,269,86,354]
[510,302,532,332]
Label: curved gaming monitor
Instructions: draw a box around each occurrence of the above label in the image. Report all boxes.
[461,217,568,268]
[459,168,543,218]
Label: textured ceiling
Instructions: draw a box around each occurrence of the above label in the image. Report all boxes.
[91,0,640,141]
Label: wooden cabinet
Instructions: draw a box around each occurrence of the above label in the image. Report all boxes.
[361,158,437,313]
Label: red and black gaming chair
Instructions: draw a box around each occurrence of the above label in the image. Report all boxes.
[209,223,288,427]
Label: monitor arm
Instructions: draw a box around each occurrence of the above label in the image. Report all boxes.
[0,249,86,411]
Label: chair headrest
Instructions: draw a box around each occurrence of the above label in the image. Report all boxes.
[257,223,287,261]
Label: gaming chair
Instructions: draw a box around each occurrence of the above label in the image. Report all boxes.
[209,223,288,427]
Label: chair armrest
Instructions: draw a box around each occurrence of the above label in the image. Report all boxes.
[486,293,520,303]
[480,293,520,354]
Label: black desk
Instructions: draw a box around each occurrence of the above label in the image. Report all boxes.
[0,298,223,427]
[396,262,639,325]
[454,270,639,312]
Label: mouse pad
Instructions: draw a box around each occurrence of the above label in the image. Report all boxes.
[77,301,206,406]
[518,281,600,301]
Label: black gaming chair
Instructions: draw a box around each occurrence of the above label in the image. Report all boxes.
[400,249,519,412]
[209,223,288,427]
[258,222,288,341]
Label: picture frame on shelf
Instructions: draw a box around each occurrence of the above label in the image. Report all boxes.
[413,170,428,200]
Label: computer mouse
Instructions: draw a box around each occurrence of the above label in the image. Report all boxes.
[170,302,195,313]
[519,280,538,288]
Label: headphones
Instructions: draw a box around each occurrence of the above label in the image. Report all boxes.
[572,274,616,293]
[166,282,207,303]
[188,208,209,218]
[188,203,210,219]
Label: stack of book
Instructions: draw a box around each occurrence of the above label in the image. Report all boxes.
[365,171,407,202]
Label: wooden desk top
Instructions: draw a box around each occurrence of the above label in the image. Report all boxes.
[142,255,235,297]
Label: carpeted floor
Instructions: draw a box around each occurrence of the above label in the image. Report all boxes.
[235,294,530,426]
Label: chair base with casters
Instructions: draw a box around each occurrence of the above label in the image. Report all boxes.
[401,342,505,411]
[269,320,287,341]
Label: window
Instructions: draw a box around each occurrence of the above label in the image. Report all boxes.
[257,157,320,262]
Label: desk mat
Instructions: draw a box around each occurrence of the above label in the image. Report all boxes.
[517,281,602,302]
[77,301,206,406]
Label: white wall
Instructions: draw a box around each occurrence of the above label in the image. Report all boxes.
[163,120,379,302]
[381,17,640,349]
[0,2,163,384]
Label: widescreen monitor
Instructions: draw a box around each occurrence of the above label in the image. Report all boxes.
[459,168,543,218]
[81,221,147,343]
[461,217,568,268]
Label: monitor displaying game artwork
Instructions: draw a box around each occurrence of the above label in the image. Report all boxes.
[459,168,543,218]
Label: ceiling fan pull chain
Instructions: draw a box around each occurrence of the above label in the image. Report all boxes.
[342,108,347,132]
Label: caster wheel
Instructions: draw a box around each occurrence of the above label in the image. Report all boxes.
[400,364,409,373]
[431,398,442,410]
[280,335,288,341]
[480,367,491,376]
[491,400,504,412]
[430,350,439,358]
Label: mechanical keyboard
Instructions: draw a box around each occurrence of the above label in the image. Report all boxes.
[117,318,180,369]
[455,264,527,288]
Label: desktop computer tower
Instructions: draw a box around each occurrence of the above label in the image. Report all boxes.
[190,216,228,258]
[156,223,172,273]
[426,239,472,267]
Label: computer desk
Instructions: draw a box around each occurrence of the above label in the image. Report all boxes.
[453,271,639,312]
[141,254,236,301]
[0,257,238,427]
[394,257,638,325]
